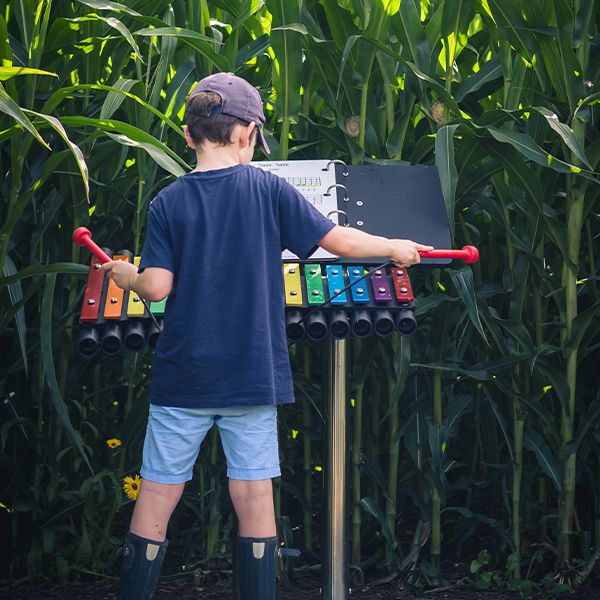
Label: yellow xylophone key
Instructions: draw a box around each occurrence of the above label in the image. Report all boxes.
[126,257,145,317]
[283,263,303,306]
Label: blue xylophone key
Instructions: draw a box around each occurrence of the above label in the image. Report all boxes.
[347,266,370,304]
[325,265,347,305]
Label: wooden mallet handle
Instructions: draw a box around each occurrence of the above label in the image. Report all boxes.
[72,227,112,264]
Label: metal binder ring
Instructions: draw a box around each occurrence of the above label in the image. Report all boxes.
[327,210,349,227]
[322,159,348,176]
[324,184,349,202]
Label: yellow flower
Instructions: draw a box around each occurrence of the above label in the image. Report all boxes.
[106,438,122,449]
[123,474,142,501]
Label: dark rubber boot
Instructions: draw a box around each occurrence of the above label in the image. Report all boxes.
[234,535,277,600]
[117,531,169,600]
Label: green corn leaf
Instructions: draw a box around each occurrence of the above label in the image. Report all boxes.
[392,397,428,443]
[3,255,27,376]
[323,0,359,52]
[396,0,430,72]
[455,55,502,102]
[74,0,142,16]
[560,403,600,460]
[59,116,188,174]
[69,15,144,62]
[449,267,488,345]
[486,0,547,90]
[435,124,459,239]
[523,428,562,492]
[531,106,591,169]
[0,67,57,80]
[99,79,141,120]
[573,91,600,122]
[445,394,473,436]
[236,34,270,67]
[563,300,600,358]
[479,139,543,206]
[42,84,184,138]
[41,274,93,475]
[24,110,89,201]
[339,34,461,116]
[478,124,595,177]
[0,262,88,288]
[440,0,475,73]
[104,132,185,177]
[485,392,514,463]
[265,0,303,151]
[134,27,229,72]
[410,362,490,381]
[360,496,396,549]
[0,83,50,150]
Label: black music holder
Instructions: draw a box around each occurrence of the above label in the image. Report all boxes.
[319,163,452,600]
[330,163,451,265]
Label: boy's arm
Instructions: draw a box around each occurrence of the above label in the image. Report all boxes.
[319,225,433,268]
[101,261,173,302]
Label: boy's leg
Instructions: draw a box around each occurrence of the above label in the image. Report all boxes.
[229,478,276,537]
[118,480,184,599]
[118,405,213,599]
[130,479,185,541]
[230,478,278,600]
[218,406,281,600]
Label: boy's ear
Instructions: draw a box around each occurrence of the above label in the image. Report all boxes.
[183,125,196,149]
[240,121,257,147]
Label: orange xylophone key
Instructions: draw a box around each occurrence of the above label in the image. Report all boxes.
[103,254,129,319]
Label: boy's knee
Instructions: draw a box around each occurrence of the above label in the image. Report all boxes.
[229,478,273,502]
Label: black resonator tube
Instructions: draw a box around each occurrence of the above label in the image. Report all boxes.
[373,310,395,337]
[306,311,328,341]
[329,310,350,340]
[285,310,305,342]
[350,309,372,338]
[77,326,100,356]
[396,309,417,336]
[101,322,123,354]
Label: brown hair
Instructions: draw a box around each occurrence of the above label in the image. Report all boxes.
[185,91,257,147]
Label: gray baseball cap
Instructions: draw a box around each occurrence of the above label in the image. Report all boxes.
[190,72,270,155]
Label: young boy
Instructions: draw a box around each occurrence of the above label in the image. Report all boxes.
[103,72,432,600]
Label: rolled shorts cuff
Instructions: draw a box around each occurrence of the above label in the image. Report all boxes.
[140,466,191,485]
[227,465,281,480]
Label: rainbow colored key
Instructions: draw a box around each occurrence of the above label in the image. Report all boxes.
[150,297,167,316]
[304,264,325,306]
[80,255,107,323]
[347,266,370,304]
[104,254,128,319]
[370,268,392,302]
[326,265,347,305]
[283,263,303,306]
[126,257,145,317]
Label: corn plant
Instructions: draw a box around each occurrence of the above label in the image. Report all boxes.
[1,0,599,592]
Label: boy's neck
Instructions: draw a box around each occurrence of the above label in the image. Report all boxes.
[192,144,244,172]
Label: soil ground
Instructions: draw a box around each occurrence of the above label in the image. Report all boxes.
[1,569,599,600]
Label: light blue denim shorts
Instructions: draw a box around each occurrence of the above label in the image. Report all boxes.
[140,404,280,484]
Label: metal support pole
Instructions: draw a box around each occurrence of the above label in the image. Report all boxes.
[323,338,349,600]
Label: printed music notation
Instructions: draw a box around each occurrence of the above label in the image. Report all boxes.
[253,159,340,260]
[285,176,321,187]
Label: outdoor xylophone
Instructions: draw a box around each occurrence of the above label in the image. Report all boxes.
[73,227,478,355]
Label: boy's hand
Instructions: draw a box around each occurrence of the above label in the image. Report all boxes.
[101,259,139,291]
[389,240,434,268]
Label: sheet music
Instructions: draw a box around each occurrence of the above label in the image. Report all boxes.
[253,159,339,260]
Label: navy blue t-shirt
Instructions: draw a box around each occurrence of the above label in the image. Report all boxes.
[138,164,335,408]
